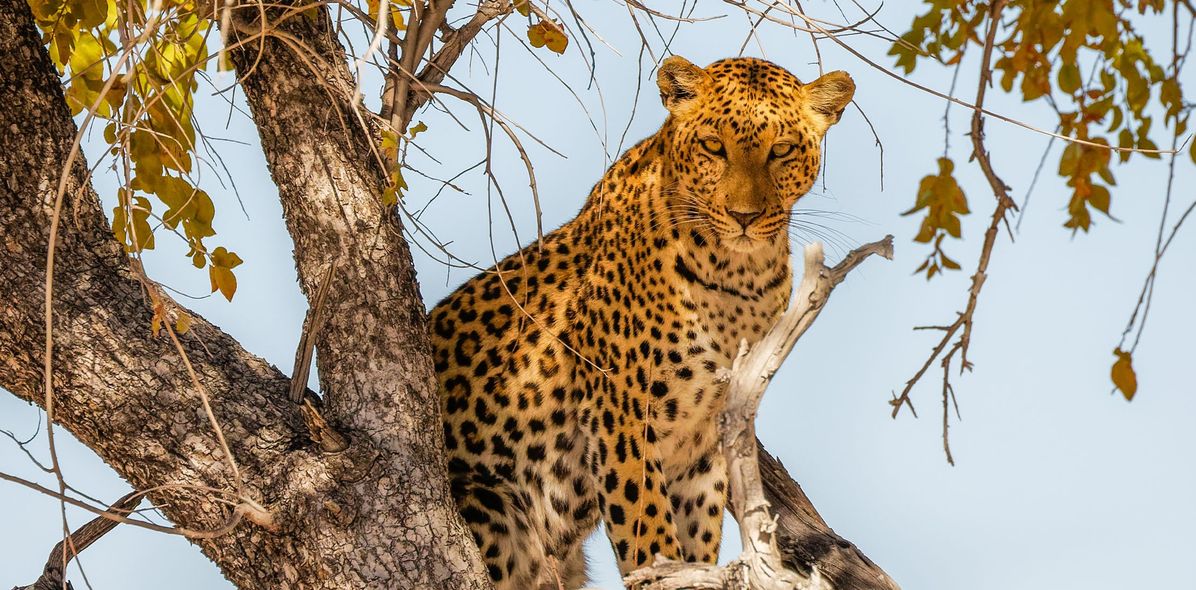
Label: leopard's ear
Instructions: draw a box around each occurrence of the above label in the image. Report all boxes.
[802,70,855,134]
[657,56,711,114]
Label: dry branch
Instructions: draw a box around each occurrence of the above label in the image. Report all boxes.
[627,236,895,590]
[758,447,900,590]
[11,492,141,590]
[891,0,1012,464]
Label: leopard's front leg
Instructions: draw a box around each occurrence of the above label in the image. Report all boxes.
[583,376,684,574]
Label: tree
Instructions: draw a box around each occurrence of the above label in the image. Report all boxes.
[1,0,1191,589]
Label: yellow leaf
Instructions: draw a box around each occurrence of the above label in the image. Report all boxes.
[381,129,399,161]
[175,312,192,334]
[1111,349,1137,401]
[208,246,242,301]
[408,121,427,138]
[1057,63,1081,94]
[527,22,545,47]
[210,266,237,301]
[1089,184,1111,214]
[210,246,243,269]
[76,0,107,30]
[527,20,568,54]
[112,195,156,252]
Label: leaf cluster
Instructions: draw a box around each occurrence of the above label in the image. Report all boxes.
[29,0,243,299]
[516,0,569,54]
[891,0,1191,245]
[904,157,969,279]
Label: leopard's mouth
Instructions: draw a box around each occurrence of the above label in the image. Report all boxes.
[721,232,765,253]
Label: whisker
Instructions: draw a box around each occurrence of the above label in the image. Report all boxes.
[792,209,874,225]
[788,219,859,247]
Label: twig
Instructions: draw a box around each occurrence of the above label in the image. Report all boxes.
[288,262,350,452]
[891,0,1011,466]
[12,493,142,590]
[0,472,244,539]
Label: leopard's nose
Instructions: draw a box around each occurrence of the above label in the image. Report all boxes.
[728,209,762,229]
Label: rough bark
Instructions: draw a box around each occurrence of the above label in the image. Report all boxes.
[222,1,491,587]
[1,0,896,588]
[0,0,488,588]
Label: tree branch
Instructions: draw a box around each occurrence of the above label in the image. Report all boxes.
[2,1,902,588]
[3,0,489,587]
[891,0,1012,465]
[12,492,141,590]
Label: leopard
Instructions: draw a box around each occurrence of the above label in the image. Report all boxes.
[428,55,855,589]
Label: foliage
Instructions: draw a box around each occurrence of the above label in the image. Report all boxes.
[1111,348,1138,400]
[890,0,1191,402]
[904,158,969,279]
[890,0,1190,259]
[27,0,242,298]
[516,0,569,54]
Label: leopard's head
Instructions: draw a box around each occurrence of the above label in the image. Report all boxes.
[656,56,855,253]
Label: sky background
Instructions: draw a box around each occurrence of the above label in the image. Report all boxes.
[3,2,1195,589]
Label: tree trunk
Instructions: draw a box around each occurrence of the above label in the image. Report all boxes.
[0,0,489,587]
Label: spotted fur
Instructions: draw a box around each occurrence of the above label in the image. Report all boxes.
[430,56,855,589]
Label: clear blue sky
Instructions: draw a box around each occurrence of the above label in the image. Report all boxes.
[3,2,1194,589]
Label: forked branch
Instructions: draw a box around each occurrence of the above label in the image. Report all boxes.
[625,236,895,590]
[891,0,1012,465]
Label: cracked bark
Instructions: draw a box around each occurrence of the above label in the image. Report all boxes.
[0,0,488,587]
[1,0,895,587]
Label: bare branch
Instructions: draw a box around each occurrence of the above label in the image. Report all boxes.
[11,492,141,590]
[891,0,1012,465]
[288,261,349,453]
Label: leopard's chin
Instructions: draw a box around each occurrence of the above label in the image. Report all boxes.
[721,233,766,253]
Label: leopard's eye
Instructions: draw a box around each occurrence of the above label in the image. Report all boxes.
[770,143,796,160]
[699,137,726,157]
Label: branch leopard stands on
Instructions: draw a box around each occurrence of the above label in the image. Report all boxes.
[429,55,855,590]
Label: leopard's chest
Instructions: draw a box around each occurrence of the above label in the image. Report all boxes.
[649,272,788,467]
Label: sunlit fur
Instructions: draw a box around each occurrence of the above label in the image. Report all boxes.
[429,56,854,590]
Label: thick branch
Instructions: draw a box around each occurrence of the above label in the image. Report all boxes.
[221,0,492,586]
[2,1,488,587]
[1,2,327,585]
[759,447,901,590]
